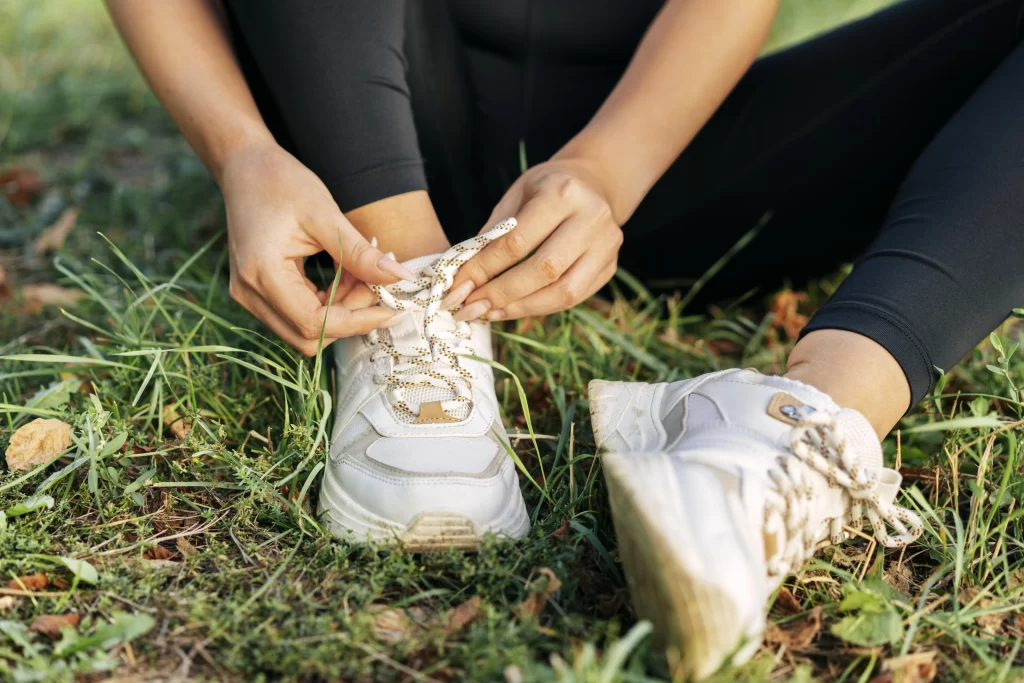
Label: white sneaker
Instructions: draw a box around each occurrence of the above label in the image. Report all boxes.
[319,220,530,551]
[589,369,923,680]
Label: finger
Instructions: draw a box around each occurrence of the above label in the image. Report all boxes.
[260,264,394,341]
[320,302,396,337]
[479,183,524,235]
[457,191,571,294]
[489,257,617,321]
[235,284,339,357]
[460,217,592,315]
[321,269,360,304]
[337,281,379,310]
[307,213,415,286]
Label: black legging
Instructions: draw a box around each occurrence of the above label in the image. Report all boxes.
[225,0,1024,408]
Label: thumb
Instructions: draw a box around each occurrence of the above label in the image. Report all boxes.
[315,216,416,285]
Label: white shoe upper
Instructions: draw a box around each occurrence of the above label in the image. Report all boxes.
[319,221,529,544]
[590,369,924,671]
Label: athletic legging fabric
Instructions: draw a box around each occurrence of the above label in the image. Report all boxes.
[225,0,1024,409]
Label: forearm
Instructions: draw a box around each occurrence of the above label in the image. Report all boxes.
[557,0,779,223]
[106,0,274,183]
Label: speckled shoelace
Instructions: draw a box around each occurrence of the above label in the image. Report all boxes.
[764,411,924,578]
[366,218,516,419]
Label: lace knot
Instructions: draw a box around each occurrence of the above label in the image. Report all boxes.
[765,410,924,578]
[365,219,516,419]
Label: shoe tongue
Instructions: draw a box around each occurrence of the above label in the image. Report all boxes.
[755,374,841,413]
[384,310,428,346]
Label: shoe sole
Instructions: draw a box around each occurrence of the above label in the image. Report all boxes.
[319,464,530,552]
[603,452,748,680]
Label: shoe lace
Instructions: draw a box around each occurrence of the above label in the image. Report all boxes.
[365,218,516,420]
[763,410,924,578]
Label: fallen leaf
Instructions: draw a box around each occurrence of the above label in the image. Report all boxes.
[0,166,42,207]
[0,596,17,613]
[445,596,482,633]
[142,545,175,561]
[770,290,809,339]
[5,418,73,471]
[959,587,1006,637]
[880,651,937,683]
[18,284,85,314]
[6,574,49,591]
[516,568,562,618]
[550,518,571,540]
[162,406,192,440]
[773,586,804,616]
[50,577,68,590]
[176,537,198,557]
[367,604,427,643]
[33,206,80,255]
[883,561,913,596]
[29,613,80,639]
[765,606,822,649]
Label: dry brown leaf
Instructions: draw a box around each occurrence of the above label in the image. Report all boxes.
[50,576,68,590]
[959,587,1007,637]
[0,596,17,613]
[162,406,192,440]
[5,418,73,471]
[6,573,49,591]
[550,518,571,540]
[445,595,482,633]
[516,568,562,618]
[176,537,198,557]
[884,561,913,596]
[773,586,804,616]
[366,604,427,643]
[764,606,822,649]
[29,613,80,639]
[770,290,809,339]
[142,545,175,561]
[33,206,80,255]
[880,651,937,683]
[0,166,42,208]
[18,284,85,314]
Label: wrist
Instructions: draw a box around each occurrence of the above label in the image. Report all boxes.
[552,133,642,225]
[206,123,278,186]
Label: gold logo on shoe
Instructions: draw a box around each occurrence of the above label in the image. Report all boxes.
[413,401,460,424]
[767,392,808,425]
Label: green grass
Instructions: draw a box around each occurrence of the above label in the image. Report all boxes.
[3,1,1024,681]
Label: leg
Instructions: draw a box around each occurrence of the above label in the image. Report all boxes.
[794,39,1024,431]
[223,0,460,260]
[613,0,1024,432]
[622,0,1024,297]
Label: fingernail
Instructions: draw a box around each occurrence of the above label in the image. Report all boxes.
[454,299,491,322]
[370,236,378,248]
[377,312,403,329]
[441,281,475,310]
[377,256,417,281]
[486,309,505,321]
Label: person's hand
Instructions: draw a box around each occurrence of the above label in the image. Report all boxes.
[219,143,412,355]
[446,157,623,321]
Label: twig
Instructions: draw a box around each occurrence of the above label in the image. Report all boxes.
[0,588,67,598]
